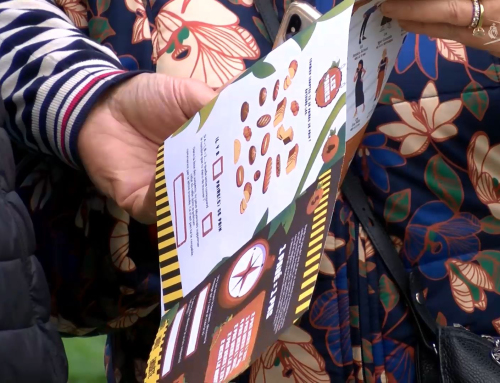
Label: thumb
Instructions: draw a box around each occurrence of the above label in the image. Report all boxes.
[173,77,217,120]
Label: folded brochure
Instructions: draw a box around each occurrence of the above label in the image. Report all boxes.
[147,1,406,381]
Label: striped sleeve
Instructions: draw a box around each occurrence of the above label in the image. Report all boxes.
[0,0,145,167]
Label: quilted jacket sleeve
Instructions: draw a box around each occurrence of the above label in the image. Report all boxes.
[0,0,142,167]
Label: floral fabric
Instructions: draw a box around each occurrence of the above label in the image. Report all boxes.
[15,0,500,382]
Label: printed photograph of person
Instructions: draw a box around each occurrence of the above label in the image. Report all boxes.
[359,3,378,44]
[354,59,366,117]
[375,48,388,101]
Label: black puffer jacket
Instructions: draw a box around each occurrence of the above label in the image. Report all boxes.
[0,127,68,382]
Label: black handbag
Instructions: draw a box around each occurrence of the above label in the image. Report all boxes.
[254,2,500,381]
[342,171,500,383]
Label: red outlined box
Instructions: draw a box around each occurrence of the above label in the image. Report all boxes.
[185,283,211,358]
[173,174,187,248]
[201,213,213,237]
[212,157,223,181]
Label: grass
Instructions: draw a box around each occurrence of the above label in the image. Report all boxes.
[63,336,107,383]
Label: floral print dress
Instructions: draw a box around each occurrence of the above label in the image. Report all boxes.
[15,0,500,382]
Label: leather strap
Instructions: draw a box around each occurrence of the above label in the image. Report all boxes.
[254,0,280,42]
[341,171,438,350]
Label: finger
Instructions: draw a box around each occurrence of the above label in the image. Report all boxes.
[130,174,157,224]
[381,0,486,27]
[399,20,498,53]
[174,78,217,120]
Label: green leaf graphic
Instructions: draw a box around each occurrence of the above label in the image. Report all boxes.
[88,17,115,43]
[294,93,346,199]
[481,216,500,234]
[379,83,404,105]
[197,95,219,132]
[484,64,500,82]
[379,274,399,312]
[462,81,489,120]
[292,23,316,51]
[319,0,355,21]
[253,209,269,236]
[252,61,276,79]
[476,250,500,294]
[268,202,296,239]
[252,16,271,43]
[96,0,110,15]
[383,189,411,223]
[424,155,463,211]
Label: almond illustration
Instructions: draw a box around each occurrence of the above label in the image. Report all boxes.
[254,170,261,181]
[261,133,270,156]
[259,88,267,106]
[274,98,287,127]
[276,154,281,177]
[236,165,244,187]
[263,157,272,194]
[289,60,298,79]
[257,114,271,128]
[273,80,279,101]
[241,101,249,122]
[244,182,252,202]
[286,144,299,174]
[249,146,256,165]
[234,139,241,164]
[284,75,292,90]
[240,198,247,214]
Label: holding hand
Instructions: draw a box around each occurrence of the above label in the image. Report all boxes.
[381,0,500,56]
[78,73,216,224]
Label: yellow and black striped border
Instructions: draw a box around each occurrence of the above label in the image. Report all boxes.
[156,145,183,312]
[294,168,332,317]
[145,317,169,383]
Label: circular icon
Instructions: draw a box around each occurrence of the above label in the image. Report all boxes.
[218,238,274,308]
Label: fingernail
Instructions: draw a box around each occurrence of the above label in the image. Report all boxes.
[380,2,392,15]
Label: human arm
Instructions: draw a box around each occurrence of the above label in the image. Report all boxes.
[381,0,500,57]
[0,0,216,223]
[0,0,143,168]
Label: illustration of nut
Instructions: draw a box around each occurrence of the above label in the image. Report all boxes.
[284,75,292,90]
[244,182,252,202]
[249,146,256,165]
[289,60,298,79]
[254,170,261,181]
[236,165,244,187]
[291,101,299,116]
[276,154,281,177]
[241,101,249,122]
[243,126,252,141]
[273,80,279,101]
[274,98,287,127]
[234,139,241,164]
[263,157,272,194]
[240,198,247,214]
[259,88,267,106]
[261,133,270,156]
[286,144,299,174]
[257,114,271,128]
[277,125,294,145]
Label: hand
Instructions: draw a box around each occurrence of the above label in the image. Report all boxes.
[78,73,216,224]
[381,0,500,57]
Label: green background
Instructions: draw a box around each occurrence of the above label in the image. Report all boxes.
[64,337,107,383]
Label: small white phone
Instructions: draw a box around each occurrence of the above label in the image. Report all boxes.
[273,2,322,49]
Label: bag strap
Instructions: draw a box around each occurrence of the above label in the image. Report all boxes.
[254,0,280,43]
[341,171,438,350]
